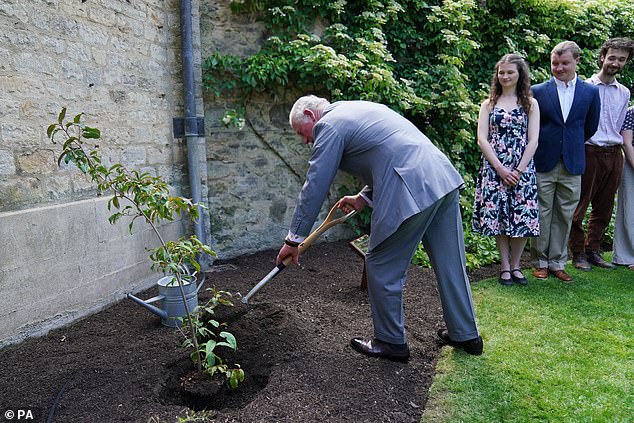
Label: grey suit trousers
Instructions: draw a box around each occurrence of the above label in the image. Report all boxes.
[613,162,634,265]
[365,188,479,344]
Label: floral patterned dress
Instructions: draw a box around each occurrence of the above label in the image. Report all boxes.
[472,106,540,237]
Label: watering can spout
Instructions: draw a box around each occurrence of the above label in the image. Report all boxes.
[127,293,168,320]
[126,275,201,327]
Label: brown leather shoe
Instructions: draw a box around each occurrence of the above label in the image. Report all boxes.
[532,268,548,279]
[437,329,483,356]
[350,338,410,362]
[550,269,573,282]
[586,251,616,269]
[573,254,592,271]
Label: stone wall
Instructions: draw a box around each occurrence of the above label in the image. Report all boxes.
[0,0,190,209]
[0,0,196,346]
[0,0,356,346]
[200,2,356,259]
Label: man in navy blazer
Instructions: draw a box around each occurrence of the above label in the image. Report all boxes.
[530,41,600,282]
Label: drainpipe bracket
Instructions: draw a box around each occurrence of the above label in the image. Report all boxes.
[173,116,205,138]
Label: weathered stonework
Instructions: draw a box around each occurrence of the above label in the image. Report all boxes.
[0,0,194,345]
[200,5,356,259]
[0,0,356,345]
[0,0,188,212]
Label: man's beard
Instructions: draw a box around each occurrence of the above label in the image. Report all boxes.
[602,64,622,76]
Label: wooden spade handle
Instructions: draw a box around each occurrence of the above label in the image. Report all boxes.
[241,204,357,304]
[281,204,357,266]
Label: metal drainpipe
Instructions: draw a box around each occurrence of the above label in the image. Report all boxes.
[179,0,210,269]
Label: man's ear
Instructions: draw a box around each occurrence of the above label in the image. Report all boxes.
[303,109,316,121]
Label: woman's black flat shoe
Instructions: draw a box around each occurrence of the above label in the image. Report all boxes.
[499,270,513,286]
[511,269,528,286]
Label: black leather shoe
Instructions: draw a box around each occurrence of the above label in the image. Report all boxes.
[437,328,483,356]
[350,338,410,363]
[586,251,616,269]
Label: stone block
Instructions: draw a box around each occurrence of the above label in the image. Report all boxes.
[0,197,186,346]
[0,123,40,149]
[0,150,16,175]
[0,177,44,211]
[121,146,147,166]
[17,149,57,174]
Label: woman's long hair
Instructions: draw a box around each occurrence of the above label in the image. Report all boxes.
[488,53,532,113]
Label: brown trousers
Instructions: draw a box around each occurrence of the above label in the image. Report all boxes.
[569,145,624,255]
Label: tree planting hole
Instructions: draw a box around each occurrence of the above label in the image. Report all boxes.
[158,302,300,412]
[159,360,271,412]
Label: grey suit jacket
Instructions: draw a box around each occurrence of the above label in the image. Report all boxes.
[289,101,464,250]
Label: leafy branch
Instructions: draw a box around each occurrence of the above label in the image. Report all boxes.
[47,108,216,373]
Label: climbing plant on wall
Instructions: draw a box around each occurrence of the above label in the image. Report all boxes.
[203,0,634,268]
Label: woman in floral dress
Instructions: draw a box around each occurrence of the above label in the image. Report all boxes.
[473,54,540,285]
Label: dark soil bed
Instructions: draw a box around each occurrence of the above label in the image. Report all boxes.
[0,240,496,423]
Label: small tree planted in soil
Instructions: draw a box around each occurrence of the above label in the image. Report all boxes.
[185,287,244,388]
[47,108,243,388]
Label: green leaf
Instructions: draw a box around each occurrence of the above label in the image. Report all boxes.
[83,126,101,139]
[58,107,67,124]
[215,341,234,350]
[108,212,123,225]
[205,340,217,355]
[205,352,216,367]
[220,331,237,350]
[229,373,239,389]
[46,123,58,139]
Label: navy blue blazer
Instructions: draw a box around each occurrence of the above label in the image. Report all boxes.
[531,77,600,174]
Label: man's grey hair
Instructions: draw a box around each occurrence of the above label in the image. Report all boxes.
[551,41,581,59]
[289,95,330,126]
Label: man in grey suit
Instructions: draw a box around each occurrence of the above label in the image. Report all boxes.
[276,95,482,362]
[530,41,601,282]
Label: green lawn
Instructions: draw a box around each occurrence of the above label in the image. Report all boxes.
[422,260,634,423]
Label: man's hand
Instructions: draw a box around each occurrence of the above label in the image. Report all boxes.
[336,194,367,214]
[276,243,299,266]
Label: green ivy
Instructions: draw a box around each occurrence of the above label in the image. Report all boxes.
[204,0,634,269]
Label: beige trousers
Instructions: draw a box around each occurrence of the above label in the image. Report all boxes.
[530,161,581,271]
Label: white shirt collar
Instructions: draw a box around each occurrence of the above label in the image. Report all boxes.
[554,74,577,89]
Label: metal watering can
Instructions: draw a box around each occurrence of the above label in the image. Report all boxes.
[127,274,205,327]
